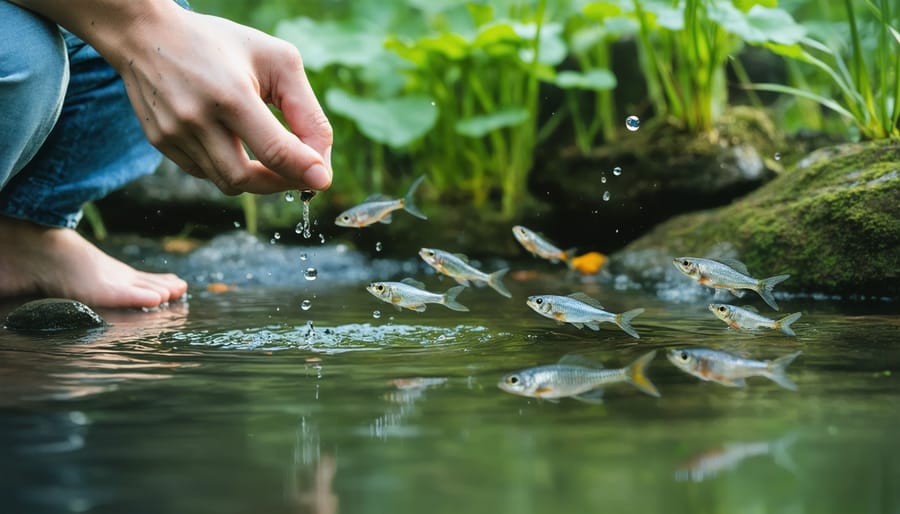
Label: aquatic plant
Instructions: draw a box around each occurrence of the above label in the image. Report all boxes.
[628,0,804,132]
[756,0,900,140]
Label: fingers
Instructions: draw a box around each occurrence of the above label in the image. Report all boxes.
[222,94,332,191]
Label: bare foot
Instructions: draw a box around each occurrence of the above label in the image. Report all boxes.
[0,217,188,309]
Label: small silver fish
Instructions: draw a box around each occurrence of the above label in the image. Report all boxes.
[418,248,511,298]
[366,278,468,312]
[511,225,575,267]
[498,351,660,401]
[673,257,790,310]
[335,175,427,227]
[667,348,801,390]
[526,293,644,339]
[709,303,802,336]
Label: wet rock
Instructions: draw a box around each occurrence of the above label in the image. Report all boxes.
[530,107,784,253]
[612,140,900,297]
[4,299,107,331]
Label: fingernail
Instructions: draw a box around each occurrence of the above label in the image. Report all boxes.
[305,163,332,190]
[324,145,333,172]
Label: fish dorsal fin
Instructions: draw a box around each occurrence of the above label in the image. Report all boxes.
[364,193,392,202]
[453,253,469,262]
[739,304,760,313]
[401,278,426,289]
[715,258,750,275]
[567,292,604,310]
[558,354,603,369]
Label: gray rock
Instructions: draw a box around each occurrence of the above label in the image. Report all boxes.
[4,298,107,331]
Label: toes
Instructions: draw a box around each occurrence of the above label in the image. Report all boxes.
[138,272,188,303]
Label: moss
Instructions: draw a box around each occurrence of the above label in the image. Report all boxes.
[622,140,900,296]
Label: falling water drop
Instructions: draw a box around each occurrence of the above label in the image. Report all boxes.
[774,152,781,161]
[613,166,622,176]
[300,252,308,261]
[375,242,383,252]
[233,221,241,228]
[284,191,295,202]
[318,233,326,244]
[273,232,281,240]
[372,310,382,319]
[601,176,607,184]
[625,115,640,131]
[297,189,316,239]
[602,191,611,201]
[300,299,312,311]
[304,267,318,281]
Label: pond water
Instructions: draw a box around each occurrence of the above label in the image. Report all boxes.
[1,239,898,514]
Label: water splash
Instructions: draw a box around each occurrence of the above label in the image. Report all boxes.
[625,115,640,131]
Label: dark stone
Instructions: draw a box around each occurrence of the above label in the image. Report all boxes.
[4,298,107,331]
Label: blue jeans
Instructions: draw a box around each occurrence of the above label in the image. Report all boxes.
[0,1,162,229]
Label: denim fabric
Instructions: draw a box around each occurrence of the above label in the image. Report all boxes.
[0,4,163,228]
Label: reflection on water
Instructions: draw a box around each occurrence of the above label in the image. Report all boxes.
[1,281,899,514]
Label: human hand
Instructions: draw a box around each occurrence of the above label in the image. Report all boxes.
[116,6,333,194]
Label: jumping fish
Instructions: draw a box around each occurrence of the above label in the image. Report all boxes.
[335,175,427,227]
[366,278,468,312]
[526,293,644,339]
[672,256,790,310]
[418,248,511,298]
[708,303,802,336]
[511,225,575,267]
[498,351,660,401]
[667,348,801,390]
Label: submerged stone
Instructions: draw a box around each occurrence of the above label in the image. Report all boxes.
[612,140,900,297]
[4,298,107,331]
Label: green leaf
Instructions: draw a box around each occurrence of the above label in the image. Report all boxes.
[455,108,530,137]
[472,22,523,48]
[417,33,471,60]
[709,4,805,45]
[554,69,617,90]
[514,23,568,66]
[467,3,495,27]
[325,89,438,148]
[583,1,623,20]
[406,0,470,15]
[275,17,387,71]
[751,82,856,119]
[733,0,777,12]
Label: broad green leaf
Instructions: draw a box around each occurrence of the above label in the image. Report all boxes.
[583,1,623,20]
[455,108,530,137]
[417,33,471,60]
[406,0,471,15]
[325,89,438,148]
[554,69,617,90]
[638,0,684,31]
[514,23,568,66]
[275,17,386,71]
[570,26,606,55]
[733,0,777,12]
[709,4,805,45]
[473,22,523,48]
[385,36,428,66]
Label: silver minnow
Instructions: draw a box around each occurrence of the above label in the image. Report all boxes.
[667,348,801,390]
[418,248,511,298]
[335,175,427,227]
[673,257,790,310]
[526,293,644,339]
[709,303,802,336]
[366,278,468,312]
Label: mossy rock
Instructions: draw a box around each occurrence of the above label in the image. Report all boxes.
[614,139,900,297]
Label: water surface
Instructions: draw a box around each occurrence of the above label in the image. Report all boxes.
[1,250,898,514]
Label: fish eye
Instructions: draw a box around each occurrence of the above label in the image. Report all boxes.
[507,375,519,384]
[534,298,543,305]
[373,284,384,292]
[341,215,350,221]
[425,250,434,257]
[679,351,689,361]
[718,306,726,312]
[681,259,690,267]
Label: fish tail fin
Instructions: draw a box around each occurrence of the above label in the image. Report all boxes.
[625,350,660,397]
[756,274,790,311]
[772,432,800,475]
[766,350,801,391]
[614,308,645,339]
[488,268,512,298]
[402,175,428,220]
[442,285,470,312]
[775,312,802,336]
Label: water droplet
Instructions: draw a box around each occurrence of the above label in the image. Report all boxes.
[602,191,611,201]
[299,253,308,261]
[319,233,326,244]
[284,191,295,202]
[304,267,318,281]
[430,101,436,106]
[300,299,312,311]
[372,310,382,319]
[601,175,607,184]
[269,238,277,245]
[774,152,781,161]
[273,232,281,240]
[375,242,382,252]
[233,221,241,228]
[613,166,622,176]
[625,115,640,131]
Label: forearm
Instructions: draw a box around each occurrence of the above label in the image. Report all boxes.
[8,0,182,70]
